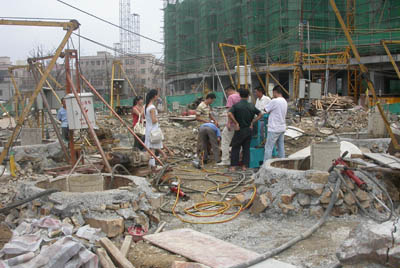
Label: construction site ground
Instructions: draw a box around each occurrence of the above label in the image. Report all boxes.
[0,98,399,268]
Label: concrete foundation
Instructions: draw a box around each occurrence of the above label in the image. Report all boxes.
[20,128,42,146]
[368,107,388,138]
[326,133,391,153]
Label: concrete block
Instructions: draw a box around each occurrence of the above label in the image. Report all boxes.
[172,261,210,268]
[20,128,42,146]
[85,214,124,238]
[310,142,340,171]
[249,259,298,268]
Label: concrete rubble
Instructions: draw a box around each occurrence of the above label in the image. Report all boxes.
[337,220,400,267]
[0,98,399,268]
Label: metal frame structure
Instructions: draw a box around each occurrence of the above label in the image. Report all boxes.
[381,40,400,80]
[109,59,138,115]
[0,19,80,166]
[330,0,400,150]
[218,43,288,97]
[119,0,140,54]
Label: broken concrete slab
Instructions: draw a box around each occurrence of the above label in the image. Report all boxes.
[337,220,400,267]
[172,261,211,268]
[144,228,260,268]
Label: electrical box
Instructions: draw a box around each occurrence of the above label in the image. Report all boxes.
[113,79,125,95]
[309,82,322,99]
[298,79,322,99]
[64,93,96,130]
[235,65,252,85]
[172,102,180,110]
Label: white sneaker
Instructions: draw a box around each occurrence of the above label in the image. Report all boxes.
[216,161,230,166]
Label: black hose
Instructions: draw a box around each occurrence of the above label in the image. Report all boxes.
[229,171,342,268]
[109,164,131,189]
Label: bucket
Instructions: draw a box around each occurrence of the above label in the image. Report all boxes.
[67,174,104,192]
[311,142,340,171]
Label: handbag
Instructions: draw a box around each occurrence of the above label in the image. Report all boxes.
[133,113,145,136]
[150,127,164,144]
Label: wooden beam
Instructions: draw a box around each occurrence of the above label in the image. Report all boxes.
[120,235,133,258]
[97,248,116,268]
[100,237,135,268]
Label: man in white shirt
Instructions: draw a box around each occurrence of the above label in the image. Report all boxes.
[264,86,288,163]
[255,87,271,113]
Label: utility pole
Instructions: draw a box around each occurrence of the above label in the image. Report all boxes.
[212,42,215,91]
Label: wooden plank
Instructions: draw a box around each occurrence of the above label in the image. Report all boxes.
[97,248,116,268]
[100,237,135,268]
[364,153,400,169]
[144,228,260,268]
[154,221,167,234]
[120,235,133,258]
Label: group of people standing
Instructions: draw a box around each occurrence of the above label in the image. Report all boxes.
[196,85,287,171]
[132,86,287,172]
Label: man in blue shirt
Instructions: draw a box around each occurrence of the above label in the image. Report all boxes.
[57,98,69,141]
[197,122,221,164]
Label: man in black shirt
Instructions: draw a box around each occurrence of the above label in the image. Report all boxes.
[228,88,262,171]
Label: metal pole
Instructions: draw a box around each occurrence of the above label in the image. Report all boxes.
[66,72,112,173]
[212,42,215,91]
[307,21,311,80]
[31,64,70,162]
[80,73,164,166]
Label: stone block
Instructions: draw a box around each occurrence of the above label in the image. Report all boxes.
[297,193,311,206]
[320,190,332,204]
[306,171,330,184]
[310,207,324,218]
[106,204,120,210]
[85,215,124,238]
[344,193,356,206]
[281,193,296,205]
[293,182,324,197]
[40,202,54,216]
[278,203,295,214]
[355,188,370,202]
[250,193,270,214]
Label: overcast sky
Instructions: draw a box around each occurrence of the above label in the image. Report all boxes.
[0,0,164,63]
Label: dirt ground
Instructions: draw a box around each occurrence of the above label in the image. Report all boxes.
[123,164,363,268]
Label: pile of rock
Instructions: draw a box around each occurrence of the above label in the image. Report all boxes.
[247,158,395,218]
[10,174,163,238]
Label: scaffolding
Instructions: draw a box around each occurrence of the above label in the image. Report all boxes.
[164,0,400,76]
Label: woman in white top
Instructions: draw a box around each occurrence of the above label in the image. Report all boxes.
[145,89,167,167]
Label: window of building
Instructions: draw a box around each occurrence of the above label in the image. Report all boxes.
[141,79,146,84]
[125,59,129,65]
[141,59,145,64]
[96,61,100,66]
[0,90,3,96]
[91,61,95,66]
[141,69,146,74]
[130,59,135,65]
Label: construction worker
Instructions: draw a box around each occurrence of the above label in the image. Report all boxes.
[196,93,219,127]
[217,85,241,166]
[263,86,288,163]
[228,88,262,171]
[57,98,69,141]
[255,86,271,113]
[197,122,221,164]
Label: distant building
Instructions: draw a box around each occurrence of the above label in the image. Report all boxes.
[79,51,164,98]
[0,57,14,101]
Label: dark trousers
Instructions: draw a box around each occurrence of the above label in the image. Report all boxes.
[61,127,69,141]
[230,128,252,167]
[197,126,220,162]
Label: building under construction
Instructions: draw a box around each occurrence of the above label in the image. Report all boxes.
[164,0,400,101]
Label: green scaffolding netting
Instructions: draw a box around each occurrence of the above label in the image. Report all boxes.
[164,0,400,76]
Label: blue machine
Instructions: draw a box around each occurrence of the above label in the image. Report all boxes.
[249,114,278,168]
